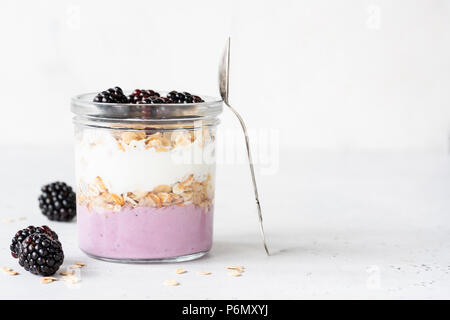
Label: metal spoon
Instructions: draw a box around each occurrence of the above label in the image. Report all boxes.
[219,37,270,256]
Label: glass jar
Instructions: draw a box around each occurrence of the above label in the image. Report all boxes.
[71,92,223,262]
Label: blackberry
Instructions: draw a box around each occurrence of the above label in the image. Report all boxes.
[93,87,128,103]
[151,97,165,104]
[18,233,64,276]
[38,182,76,222]
[128,89,161,104]
[167,91,204,103]
[166,90,183,103]
[10,225,58,258]
[159,97,173,103]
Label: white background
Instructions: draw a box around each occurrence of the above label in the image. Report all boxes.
[0,0,450,151]
[1,0,450,300]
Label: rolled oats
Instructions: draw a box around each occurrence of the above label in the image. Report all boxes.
[172,131,191,147]
[41,277,58,284]
[153,184,172,193]
[95,176,108,193]
[226,266,245,273]
[181,191,193,202]
[182,174,194,187]
[157,192,171,205]
[123,194,138,207]
[172,183,184,195]
[117,141,125,151]
[2,267,19,275]
[62,275,80,284]
[121,132,146,144]
[78,173,213,212]
[110,193,124,206]
[175,268,187,274]
[148,193,162,208]
[164,279,179,286]
[132,190,148,201]
[228,271,242,277]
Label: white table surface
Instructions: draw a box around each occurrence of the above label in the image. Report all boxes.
[1,145,449,299]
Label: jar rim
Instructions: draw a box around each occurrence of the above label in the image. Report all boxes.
[71,91,223,121]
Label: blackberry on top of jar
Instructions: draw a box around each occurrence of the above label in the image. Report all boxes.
[93,87,128,103]
[167,91,204,103]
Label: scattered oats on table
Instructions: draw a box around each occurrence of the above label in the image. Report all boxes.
[2,267,19,275]
[164,279,179,286]
[62,275,80,284]
[197,271,212,275]
[41,277,58,284]
[228,270,242,277]
[175,268,187,274]
[226,265,245,273]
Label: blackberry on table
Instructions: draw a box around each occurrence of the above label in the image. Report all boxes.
[93,87,128,103]
[18,233,64,276]
[38,182,76,222]
[10,225,57,258]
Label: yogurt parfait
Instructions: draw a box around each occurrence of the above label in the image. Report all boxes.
[71,87,222,262]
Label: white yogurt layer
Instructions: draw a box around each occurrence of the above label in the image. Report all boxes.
[75,129,216,195]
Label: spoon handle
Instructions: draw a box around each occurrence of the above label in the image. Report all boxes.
[225,101,270,256]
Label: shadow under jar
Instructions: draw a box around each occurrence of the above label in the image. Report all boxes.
[71,92,223,262]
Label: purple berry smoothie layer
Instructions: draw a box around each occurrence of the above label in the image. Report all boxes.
[77,204,213,260]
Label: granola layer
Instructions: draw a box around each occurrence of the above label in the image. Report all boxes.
[77,174,214,213]
[115,128,213,152]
